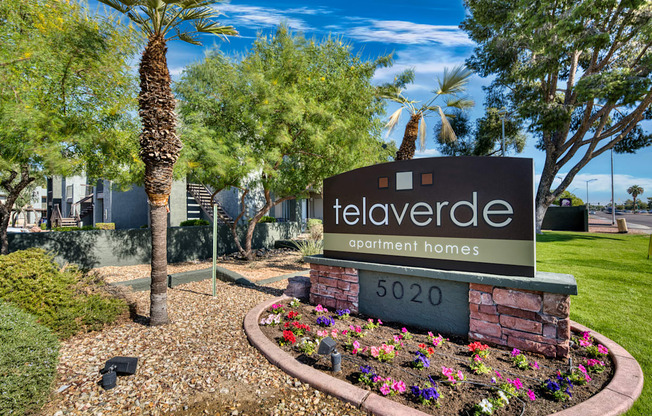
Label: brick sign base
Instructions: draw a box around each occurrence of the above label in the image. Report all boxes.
[307,256,577,359]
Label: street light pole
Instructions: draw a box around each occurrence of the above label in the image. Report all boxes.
[585,179,597,210]
[499,108,507,156]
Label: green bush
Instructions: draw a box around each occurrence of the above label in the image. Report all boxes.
[51,226,100,232]
[307,218,322,229]
[0,301,59,416]
[292,239,323,259]
[180,219,210,226]
[95,222,115,230]
[259,216,277,223]
[0,249,128,339]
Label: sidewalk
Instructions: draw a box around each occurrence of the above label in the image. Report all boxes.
[589,216,651,234]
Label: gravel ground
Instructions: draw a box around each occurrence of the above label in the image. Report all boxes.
[41,278,363,416]
[94,250,308,285]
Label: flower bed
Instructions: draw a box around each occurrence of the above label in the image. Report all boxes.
[258,298,614,415]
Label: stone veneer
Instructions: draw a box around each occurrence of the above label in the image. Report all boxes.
[468,283,571,358]
[308,263,572,359]
[309,264,360,313]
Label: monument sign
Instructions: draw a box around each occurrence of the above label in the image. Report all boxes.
[323,157,535,277]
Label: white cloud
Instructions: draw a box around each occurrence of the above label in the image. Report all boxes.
[414,148,442,158]
[217,4,312,31]
[537,172,652,203]
[347,19,475,47]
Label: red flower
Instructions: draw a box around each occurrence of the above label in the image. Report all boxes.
[283,330,296,344]
[468,341,489,353]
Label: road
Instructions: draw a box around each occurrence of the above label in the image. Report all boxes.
[592,211,652,231]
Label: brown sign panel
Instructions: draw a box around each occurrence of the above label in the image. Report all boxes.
[323,157,535,277]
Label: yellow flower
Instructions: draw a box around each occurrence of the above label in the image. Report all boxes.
[320,77,325,81]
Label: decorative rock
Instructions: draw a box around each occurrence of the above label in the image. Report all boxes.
[285,276,311,300]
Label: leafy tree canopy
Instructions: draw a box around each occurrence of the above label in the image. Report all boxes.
[176,26,396,257]
[0,0,141,253]
[462,0,652,231]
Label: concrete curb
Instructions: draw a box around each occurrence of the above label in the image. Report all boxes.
[244,296,644,416]
[111,266,256,291]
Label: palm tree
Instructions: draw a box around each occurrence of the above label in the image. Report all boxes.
[98,0,237,325]
[627,185,644,212]
[380,65,474,160]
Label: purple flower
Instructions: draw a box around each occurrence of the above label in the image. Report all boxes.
[316,315,335,327]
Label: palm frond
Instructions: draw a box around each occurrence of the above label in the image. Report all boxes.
[97,0,133,14]
[436,65,473,95]
[194,19,238,36]
[418,116,427,151]
[437,107,457,144]
[385,107,404,137]
[445,97,475,109]
[173,28,202,45]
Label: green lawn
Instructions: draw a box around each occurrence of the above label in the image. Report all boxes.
[537,232,651,416]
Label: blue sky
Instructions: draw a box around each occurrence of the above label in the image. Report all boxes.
[93,0,651,205]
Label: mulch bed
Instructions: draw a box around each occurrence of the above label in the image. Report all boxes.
[260,299,614,416]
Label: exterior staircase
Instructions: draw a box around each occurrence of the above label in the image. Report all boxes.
[186,183,234,226]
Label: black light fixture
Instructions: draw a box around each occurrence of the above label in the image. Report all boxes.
[99,357,139,390]
[318,336,341,373]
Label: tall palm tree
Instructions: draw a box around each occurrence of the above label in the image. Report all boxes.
[380,65,474,160]
[627,185,644,211]
[98,0,237,325]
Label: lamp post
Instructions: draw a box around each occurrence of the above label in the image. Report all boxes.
[585,179,597,210]
[498,108,507,156]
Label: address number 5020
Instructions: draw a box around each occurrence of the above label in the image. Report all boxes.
[375,279,442,306]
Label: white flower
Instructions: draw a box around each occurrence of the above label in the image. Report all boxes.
[498,390,510,404]
[478,398,493,414]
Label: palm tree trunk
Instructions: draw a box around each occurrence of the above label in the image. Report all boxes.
[139,34,182,326]
[395,114,421,160]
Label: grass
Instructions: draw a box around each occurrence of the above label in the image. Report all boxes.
[0,301,60,415]
[536,231,651,416]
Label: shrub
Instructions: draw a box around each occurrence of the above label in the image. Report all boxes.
[307,218,323,240]
[180,219,210,226]
[0,301,59,416]
[259,216,277,223]
[51,226,100,232]
[0,249,128,339]
[292,239,323,259]
[95,222,115,230]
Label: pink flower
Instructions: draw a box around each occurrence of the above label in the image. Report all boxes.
[372,375,382,383]
[331,329,339,338]
[368,318,373,323]
[585,373,592,382]
[512,378,523,390]
[580,338,592,347]
[441,366,453,376]
[495,370,503,379]
[511,348,521,357]
[317,330,328,337]
[527,389,536,401]
[342,330,348,336]
[393,335,402,343]
[457,370,464,381]
[370,346,380,358]
[361,346,368,353]
[393,380,406,393]
[428,331,434,337]
[578,364,587,374]
[530,361,540,370]
[598,344,609,354]
[402,327,408,333]
[377,319,383,325]
[379,384,390,396]
[474,355,482,362]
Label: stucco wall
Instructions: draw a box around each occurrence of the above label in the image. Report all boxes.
[7,222,300,269]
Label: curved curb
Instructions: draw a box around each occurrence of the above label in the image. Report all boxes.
[244,296,644,416]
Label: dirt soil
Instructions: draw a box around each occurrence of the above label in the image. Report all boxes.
[260,299,614,416]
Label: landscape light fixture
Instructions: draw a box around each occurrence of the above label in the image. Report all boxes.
[99,357,139,390]
[318,336,341,373]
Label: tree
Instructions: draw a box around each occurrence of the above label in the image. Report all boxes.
[0,0,140,254]
[176,27,395,259]
[552,190,584,207]
[97,0,236,325]
[462,0,652,232]
[380,66,475,160]
[627,185,644,211]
